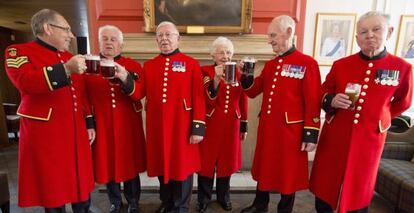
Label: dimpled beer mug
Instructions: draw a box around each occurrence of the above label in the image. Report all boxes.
[242,56,256,76]
[345,83,361,110]
[85,55,100,74]
[224,62,237,85]
[100,59,116,79]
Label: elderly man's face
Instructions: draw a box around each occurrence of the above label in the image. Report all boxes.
[267,23,291,55]
[100,29,122,58]
[47,15,74,51]
[356,15,393,55]
[156,24,180,54]
[212,44,233,66]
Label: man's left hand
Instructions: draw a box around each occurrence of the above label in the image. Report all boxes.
[189,135,203,144]
[301,142,316,152]
[87,128,96,145]
[114,62,129,83]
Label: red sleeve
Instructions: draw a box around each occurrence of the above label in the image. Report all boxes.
[390,63,413,118]
[191,60,206,128]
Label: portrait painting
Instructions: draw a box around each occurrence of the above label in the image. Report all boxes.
[395,15,414,64]
[143,0,253,33]
[313,13,356,66]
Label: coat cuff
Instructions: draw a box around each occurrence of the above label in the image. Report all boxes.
[322,93,335,113]
[121,73,135,95]
[240,120,248,133]
[241,74,254,89]
[43,63,70,91]
[85,115,95,129]
[192,120,206,136]
[207,83,218,99]
[302,127,319,144]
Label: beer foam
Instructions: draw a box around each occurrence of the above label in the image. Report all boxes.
[225,62,237,65]
[100,60,115,67]
[243,58,256,63]
[86,55,100,60]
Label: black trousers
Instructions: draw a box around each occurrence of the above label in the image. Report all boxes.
[315,197,368,213]
[106,174,141,207]
[158,175,193,213]
[44,197,90,213]
[197,175,230,204]
[251,188,296,213]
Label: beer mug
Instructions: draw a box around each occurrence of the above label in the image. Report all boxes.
[224,62,237,85]
[242,56,256,76]
[345,83,361,109]
[85,55,100,74]
[100,59,116,79]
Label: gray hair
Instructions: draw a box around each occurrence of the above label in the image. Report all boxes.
[98,25,124,44]
[358,11,391,27]
[271,15,296,38]
[210,36,234,56]
[31,9,60,36]
[156,21,179,35]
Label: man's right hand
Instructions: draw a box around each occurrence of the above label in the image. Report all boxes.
[64,55,86,75]
[331,93,352,109]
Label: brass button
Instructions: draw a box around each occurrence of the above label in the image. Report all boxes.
[355,113,360,118]
[368,62,373,67]
[363,85,368,89]
[364,77,369,82]
[366,70,371,75]
[353,119,359,124]
[162,99,166,103]
[277,65,281,69]
[359,99,364,103]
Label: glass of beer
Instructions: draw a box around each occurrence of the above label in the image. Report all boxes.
[224,62,237,85]
[242,56,256,76]
[85,55,100,74]
[345,83,361,109]
[100,59,116,79]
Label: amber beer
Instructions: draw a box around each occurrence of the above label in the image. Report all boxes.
[345,83,361,109]
[100,59,116,79]
[85,55,100,74]
[224,62,237,84]
[242,57,256,76]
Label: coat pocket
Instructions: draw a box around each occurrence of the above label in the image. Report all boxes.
[17,106,53,121]
[378,117,391,133]
[183,98,192,111]
[235,108,241,119]
[133,102,143,113]
[206,108,215,117]
[284,112,304,124]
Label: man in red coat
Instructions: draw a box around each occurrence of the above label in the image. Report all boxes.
[197,36,248,212]
[310,11,413,213]
[84,25,146,213]
[117,21,206,213]
[240,15,322,213]
[4,9,95,212]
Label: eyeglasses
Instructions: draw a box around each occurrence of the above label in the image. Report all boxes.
[156,33,178,39]
[49,23,72,34]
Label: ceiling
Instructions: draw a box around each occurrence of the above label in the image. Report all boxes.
[0,0,89,37]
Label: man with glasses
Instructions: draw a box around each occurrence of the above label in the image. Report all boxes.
[4,8,95,213]
[239,15,322,213]
[117,21,205,213]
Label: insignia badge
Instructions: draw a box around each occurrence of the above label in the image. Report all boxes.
[313,117,320,123]
[375,69,400,86]
[282,64,306,79]
[6,56,29,68]
[172,61,186,72]
[8,48,17,57]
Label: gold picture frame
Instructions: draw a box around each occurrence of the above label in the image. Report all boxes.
[395,15,414,64]
[313,13,356,66]
[143,0,253,34]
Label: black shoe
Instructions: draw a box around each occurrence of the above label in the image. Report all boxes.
[196,202,208,213]
[240,204,268,213]
[127,206,139,213]
[218,201,232,211]
[156,203,168,213]
[109,204,121,213]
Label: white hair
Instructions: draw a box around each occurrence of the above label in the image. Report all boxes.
[98,25,124,44]
[156,21,179,35]
[271,15,296,37]
[210,36,234,56]
[358,11,391,27]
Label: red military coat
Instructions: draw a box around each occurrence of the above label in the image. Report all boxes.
[129,50,206,183]
[199,65,248,178]
[84,55,146,184]
[310,51,413,212]
[4,40,94,207]
[244,48,322,193]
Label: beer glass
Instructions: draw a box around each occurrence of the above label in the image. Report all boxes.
[100,59,116,79]
[85,55,100,74]
[242,56,256,76]
[224,62,237,85]
[345,83,361,109]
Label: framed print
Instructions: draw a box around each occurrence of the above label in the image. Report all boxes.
[395,15,414,64]
[313,13,356,66]
[143,0,253,33]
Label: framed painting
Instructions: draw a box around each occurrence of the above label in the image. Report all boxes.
[395,15,414,64]
[313,13,356,66]
[143,0,253,33]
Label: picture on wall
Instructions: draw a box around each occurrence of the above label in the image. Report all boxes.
[395,15,414,64]
[313,13,356,66]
